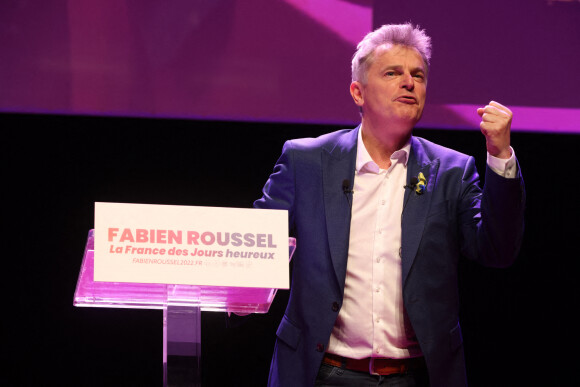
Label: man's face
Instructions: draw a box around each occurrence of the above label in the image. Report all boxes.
[352,45,427,131]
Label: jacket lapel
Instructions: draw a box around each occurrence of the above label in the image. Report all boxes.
[401,137,440,285]
[322,128,358,290]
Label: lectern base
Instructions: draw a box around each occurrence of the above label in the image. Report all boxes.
[164,306,201,387]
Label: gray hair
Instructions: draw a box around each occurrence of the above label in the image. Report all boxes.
[351,23,432,83]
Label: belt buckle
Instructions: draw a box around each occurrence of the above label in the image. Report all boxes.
[369,357,379,375]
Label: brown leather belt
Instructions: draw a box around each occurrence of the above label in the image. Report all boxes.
[322,353,426,376]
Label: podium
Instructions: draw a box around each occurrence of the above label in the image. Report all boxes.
[74,230,295,386]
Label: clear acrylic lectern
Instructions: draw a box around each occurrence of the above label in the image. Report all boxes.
[74,230,295,386]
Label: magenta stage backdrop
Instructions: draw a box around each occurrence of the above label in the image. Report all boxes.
[1,0,578,132]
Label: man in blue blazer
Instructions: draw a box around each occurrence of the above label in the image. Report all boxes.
[254,23,525,387]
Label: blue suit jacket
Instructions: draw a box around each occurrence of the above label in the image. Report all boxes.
[254,127,525,387]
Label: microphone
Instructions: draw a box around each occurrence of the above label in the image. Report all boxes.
[404,176,418,190]
[342,179,353,209]
[402,176,418,212]
[342,179,353,194]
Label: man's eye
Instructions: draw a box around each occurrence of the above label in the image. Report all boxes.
[413,73,425,80]
[385,71,396,76]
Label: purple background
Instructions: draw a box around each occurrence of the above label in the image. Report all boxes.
[1,0,579,130]
[0,0,370,124]
[375,0,580,109]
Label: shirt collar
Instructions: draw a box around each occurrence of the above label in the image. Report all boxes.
[356,126,411,173]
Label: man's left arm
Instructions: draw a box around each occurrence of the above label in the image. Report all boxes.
[472,101,525,266]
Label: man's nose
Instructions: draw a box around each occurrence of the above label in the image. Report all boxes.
[400,73,414,90]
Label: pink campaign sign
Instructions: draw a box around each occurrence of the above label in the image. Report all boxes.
[94,202,289,289]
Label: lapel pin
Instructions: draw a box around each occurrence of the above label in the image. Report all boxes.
[415,172,427,195]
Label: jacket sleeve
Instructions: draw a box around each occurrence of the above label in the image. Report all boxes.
[459,156,526,268]
[253,141,296,232]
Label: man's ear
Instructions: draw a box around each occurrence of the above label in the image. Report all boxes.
[350,81,364,107]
